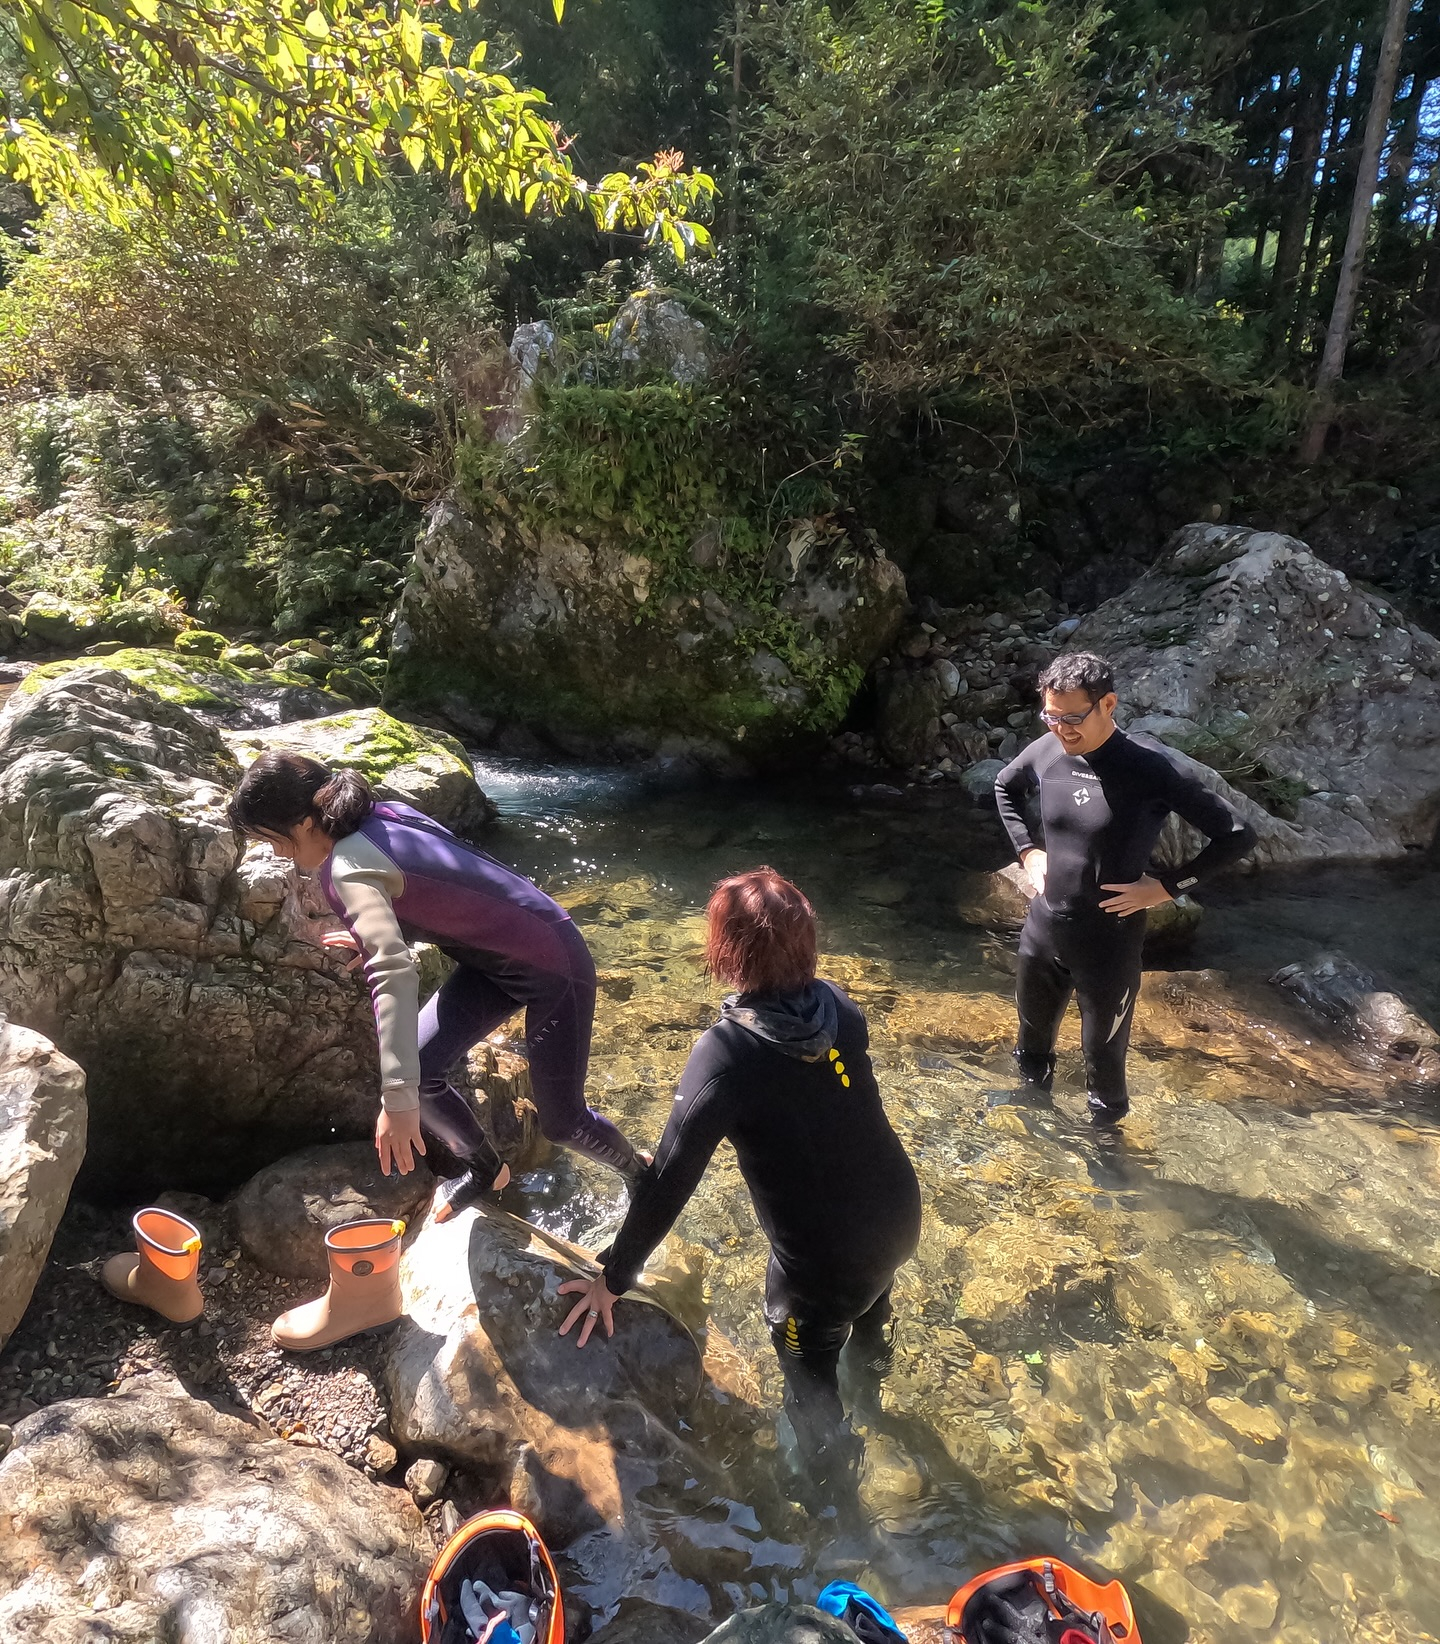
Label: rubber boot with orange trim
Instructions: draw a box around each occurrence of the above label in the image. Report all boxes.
[101,1207,205,1325]
[271,1217,405,1351]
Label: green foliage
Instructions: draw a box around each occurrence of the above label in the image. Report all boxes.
[0,184,513,489]
[1,0,714,255]
[0,393,417,643]
[454,344,868,730]
[747,0,1250,424]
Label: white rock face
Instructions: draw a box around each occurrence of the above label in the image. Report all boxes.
[608,292,710,383]
[0,669,489,1194]
[1075,523,1440,863]
[0,1386,432,1643]
[0,1020,86,1351]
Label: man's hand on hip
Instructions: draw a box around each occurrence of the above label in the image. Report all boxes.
[1099,875,1173,916]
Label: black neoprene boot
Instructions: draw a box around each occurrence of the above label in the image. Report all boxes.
[1086,1091,1130,1124]
[1013,1048,1056,1090]
[432,1160,509,1222]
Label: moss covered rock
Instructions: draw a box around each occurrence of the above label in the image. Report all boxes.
[174,628,228,658]
[20,591,102,647]
[223,708,494,835]
[26,645,345,727]
[392,494,906,759]
[221,643,268,670]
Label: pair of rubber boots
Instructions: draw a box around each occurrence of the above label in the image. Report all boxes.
[102,1207,405,1351]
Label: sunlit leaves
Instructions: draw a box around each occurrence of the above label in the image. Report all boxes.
[0,0,714,255]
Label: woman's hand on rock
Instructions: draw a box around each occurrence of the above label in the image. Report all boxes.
[558,1273,621,1347]
[376,1107,427,1175]
[1099,875,1173,915]
[321,930,365,972]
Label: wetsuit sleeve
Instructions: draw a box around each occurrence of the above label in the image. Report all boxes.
[328,835,420,1114]
[1151,762,1259,897]
[602,1058,731,1294]
[994,743,1041,859]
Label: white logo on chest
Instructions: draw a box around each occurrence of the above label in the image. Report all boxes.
[1073,786,1092,805]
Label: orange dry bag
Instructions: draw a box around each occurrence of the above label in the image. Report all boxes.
[946,1558,1140,1644]
[420,1509,565,1644]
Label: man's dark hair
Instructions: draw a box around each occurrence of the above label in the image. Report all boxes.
[1037,651,1115,703]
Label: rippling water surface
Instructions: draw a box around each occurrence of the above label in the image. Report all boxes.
[478,756,1440,1644]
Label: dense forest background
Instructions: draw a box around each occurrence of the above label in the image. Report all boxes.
[0,0,1438,670]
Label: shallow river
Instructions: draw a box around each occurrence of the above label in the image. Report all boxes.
[479,758,1440,1644]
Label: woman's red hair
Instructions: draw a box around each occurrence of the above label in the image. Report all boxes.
[705,868,817,995]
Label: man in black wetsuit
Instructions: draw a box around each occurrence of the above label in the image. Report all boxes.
[556,868,921,1496]
[995,651,1257,1123]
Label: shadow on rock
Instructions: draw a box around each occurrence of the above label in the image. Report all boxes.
[385,1205,709,1549]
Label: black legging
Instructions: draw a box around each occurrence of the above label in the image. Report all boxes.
[1016,899,1145,1109]
[764,1255,899,1464]
[415,921,638,1176]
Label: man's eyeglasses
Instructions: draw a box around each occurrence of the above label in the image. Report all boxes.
[1040,704,1097,728]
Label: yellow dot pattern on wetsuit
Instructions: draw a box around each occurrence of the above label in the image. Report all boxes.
[784,1316,801,1353]
[828,1047,850,1088]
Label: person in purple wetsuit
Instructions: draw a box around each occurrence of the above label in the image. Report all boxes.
[228,752,643,1220]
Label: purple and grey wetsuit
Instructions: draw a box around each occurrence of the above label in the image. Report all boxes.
[319,802,637,1177]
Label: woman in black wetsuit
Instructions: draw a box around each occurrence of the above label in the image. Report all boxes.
[558,867,921,1489]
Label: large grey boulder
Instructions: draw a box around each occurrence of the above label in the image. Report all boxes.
[1073,523,1440,863]
[0,1386,431,1642]
[393,498,906,758]
[386,1205,703,1548]
[0,669,489,1194]
[0,1021,86,1351]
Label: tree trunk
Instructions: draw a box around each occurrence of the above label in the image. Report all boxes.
[1293,40,1355,356]
[1300,0,1414,464]
[1268,58,1331,363]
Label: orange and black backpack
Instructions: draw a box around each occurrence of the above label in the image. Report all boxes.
[420,1509,565,1644]
[946,1558,1140,1644]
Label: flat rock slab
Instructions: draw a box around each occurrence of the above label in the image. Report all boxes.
[386,1205,702,1547]
[0,1021,86,1350]
[232,1141,437,1280]
[0,1386,432,1643]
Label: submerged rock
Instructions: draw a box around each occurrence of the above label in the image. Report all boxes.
[1271,950,1440,1084]
[0,669,486,1193]
[0,1386,431,1641]
[385,1205,703,1548]
[231,1141,437,1281]
[0,1021,86,1351]
[225,708,496,836]
[1073,522,1440,863]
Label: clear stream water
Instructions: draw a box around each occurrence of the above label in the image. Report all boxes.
[478,757,1440,1644]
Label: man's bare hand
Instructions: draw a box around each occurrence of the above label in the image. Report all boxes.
[1099,876,1174,916]
[1021,849,1048,897]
